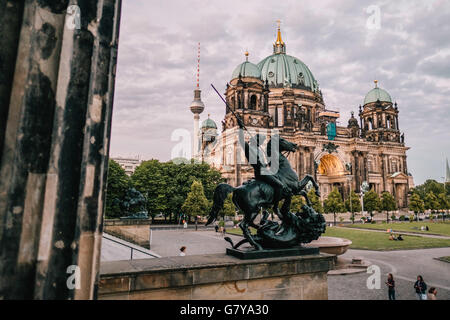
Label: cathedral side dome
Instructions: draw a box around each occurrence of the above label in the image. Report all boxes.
[364,81,392,105]
[231,61,261,79]
[201,117,217,129]
[231,52,261,80]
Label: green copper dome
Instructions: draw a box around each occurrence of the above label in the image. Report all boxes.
[201,117,217,129]
[257,53,318,91]
[231,61,261,80]
[364,85,392,105]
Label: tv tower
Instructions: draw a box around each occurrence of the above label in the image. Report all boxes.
[189,42,205,158]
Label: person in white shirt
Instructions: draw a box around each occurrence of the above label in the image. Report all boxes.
[179,246,186,256]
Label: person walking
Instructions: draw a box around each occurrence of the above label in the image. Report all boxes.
[385,273,396,300]
[427,287,438,300]
[179,246,186,256]
[414,275,427,300]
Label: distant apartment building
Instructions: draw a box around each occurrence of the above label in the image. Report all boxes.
[111,156,142,176]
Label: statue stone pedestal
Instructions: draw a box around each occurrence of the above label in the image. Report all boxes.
[99,252,335,300]
[226,246,319,260]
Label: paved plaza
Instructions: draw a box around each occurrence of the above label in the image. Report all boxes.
[101,228,450,300]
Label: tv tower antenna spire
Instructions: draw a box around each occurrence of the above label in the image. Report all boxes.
[197,42,200,88]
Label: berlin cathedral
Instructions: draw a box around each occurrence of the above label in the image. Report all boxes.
[190,25,414,208]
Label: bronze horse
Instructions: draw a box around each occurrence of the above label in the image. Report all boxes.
[206,135,320,250]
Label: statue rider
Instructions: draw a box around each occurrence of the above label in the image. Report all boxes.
[237,117,292,218]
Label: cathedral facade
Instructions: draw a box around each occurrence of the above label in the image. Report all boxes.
[195,26,414,208]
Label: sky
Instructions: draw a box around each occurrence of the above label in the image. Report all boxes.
[110,0,450,185]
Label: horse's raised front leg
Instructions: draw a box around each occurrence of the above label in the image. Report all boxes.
[240,218,263,251]
[260,209,269,225]
[300,190,312,206]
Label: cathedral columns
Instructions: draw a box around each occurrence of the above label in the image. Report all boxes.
[381,153,388,192]
[244,90,249,109]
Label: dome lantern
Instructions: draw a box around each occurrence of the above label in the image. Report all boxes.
[273,20,286,54]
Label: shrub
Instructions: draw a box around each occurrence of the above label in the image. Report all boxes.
[399,215,406,221]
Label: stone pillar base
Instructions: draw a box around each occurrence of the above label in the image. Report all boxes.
[99,253,335,300]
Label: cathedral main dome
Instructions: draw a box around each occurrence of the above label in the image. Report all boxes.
[257,53,317,90]
[259,24,318,91]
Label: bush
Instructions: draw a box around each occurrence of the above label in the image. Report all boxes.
[218,220,225,228]
[399,215,406,221]
[232,219,239,226]
[391,214,397,221]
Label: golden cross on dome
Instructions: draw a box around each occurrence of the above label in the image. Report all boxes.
[374,80,378,88]
[276,19,281,28]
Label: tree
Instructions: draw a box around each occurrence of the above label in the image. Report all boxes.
[437,192,449,221]
[424,191,440,212]
[412,179,446,199]
[220,194,236,219]
[182,180,209,219]
[105,160,130,218]
[132,159,168,222]
[290,195,306,212]
[380,192,397,223]
[363,189,380,219]
[132,159,224,223]
[345,191,362,223]
[409,193,425,218]
[323,187,345,225]
[308,188,324,214]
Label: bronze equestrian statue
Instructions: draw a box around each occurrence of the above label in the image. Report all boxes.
[207,84,324,251]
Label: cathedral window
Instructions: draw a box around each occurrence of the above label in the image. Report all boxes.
[368,158,375,172]
[391,159,398,173]
[277,107,284,126]
[250,95,257,110]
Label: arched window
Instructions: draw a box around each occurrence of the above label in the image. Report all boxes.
[386,115,391,129]
[250,95,257,110]
[368,118,373,130]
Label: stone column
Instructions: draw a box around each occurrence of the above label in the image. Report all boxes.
[244,90,248,109]
[352,151,360,192]
[381,154,387,192]
[299,147,304,176]
[0,0,122,300]
[310,147,316,179]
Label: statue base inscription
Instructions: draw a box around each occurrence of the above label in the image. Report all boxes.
[226,246,319,260]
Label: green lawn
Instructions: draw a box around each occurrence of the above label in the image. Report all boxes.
[346,221,450,236]
[226,226,450,251]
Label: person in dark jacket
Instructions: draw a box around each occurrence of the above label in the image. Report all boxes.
[385,273,396,300]
[414,275,427,300]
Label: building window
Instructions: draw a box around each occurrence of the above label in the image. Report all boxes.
[277,107,283,126]
[368,159,374,173]
[391,159,398,173]
[250,95,257,110]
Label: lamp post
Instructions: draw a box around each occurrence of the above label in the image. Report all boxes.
[347,175,353,223]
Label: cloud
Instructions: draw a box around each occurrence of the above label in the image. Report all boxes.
[110,0,450,185]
